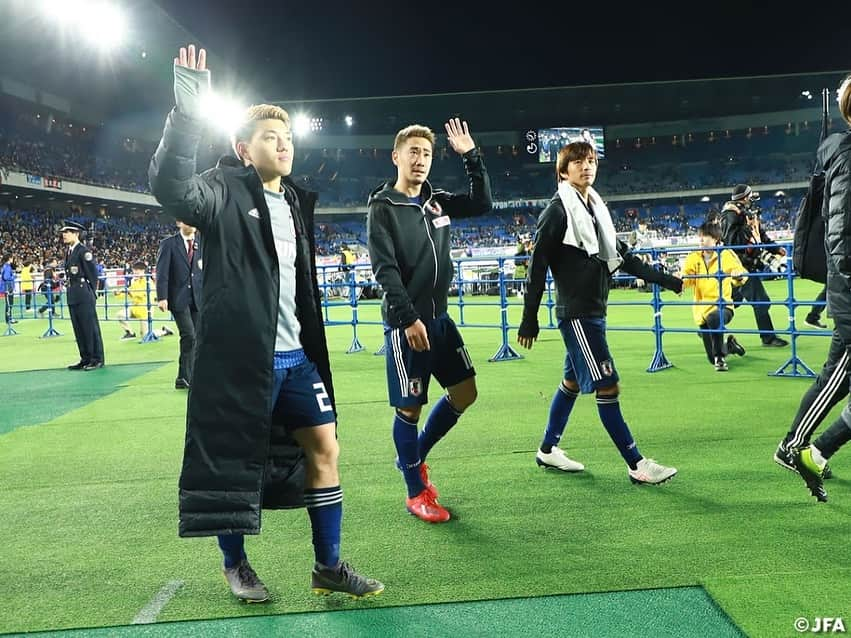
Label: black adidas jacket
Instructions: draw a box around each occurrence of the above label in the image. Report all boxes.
[820,130,851,341]
[367,149,492,328]
[519,193,682,337]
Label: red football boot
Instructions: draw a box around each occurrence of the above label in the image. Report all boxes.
[405,489,450,523]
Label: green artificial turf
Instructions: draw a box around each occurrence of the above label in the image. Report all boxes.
[1,280,848,637]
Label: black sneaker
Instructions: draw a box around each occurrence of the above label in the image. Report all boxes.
[762,337,789,347]
[775,442,833,479]
[792,447,828,502]
[713,356,728,372]
[311,561,384,598]
[120,332,136,341]
[67,361,86,370]
[222,559,269,603]
[83,361,104,370]
[805,314,829,329]
[773,442,796,472]
[175,378,190,390]
[726,335,746,357]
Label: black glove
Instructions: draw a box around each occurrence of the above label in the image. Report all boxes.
[518,316,540,340]
[664,275,683,294]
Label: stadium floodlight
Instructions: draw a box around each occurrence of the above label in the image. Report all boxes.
[345,115,354,127]
[293,114,311,137]
[200,92,245,136]
[40,0,128,50]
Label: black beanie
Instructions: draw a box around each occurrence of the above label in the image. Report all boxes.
[731,184,752,201]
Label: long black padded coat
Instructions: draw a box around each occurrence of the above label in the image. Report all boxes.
[149,108,336,537]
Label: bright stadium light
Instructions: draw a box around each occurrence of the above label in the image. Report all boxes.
[293,114,311,137]
[345,115,354,127]
[700,196,710,202]
[39,0,128,50]
[200,93,245,136]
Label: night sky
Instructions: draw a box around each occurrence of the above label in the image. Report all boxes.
[152,1,851,101]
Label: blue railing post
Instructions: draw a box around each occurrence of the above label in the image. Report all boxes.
[456,259,466,327]
[140,273,159,343]
[489,257,522,362]
[41,284,61,338]
[346,270,364,353]
[771,244,816,377]
[646,248,672,372]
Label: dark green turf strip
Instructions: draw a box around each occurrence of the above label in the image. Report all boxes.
[7,587,743,638]
[0,363,168,435]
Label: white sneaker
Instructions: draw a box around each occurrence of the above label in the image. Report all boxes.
[628,458,677,485]
[535,446,585,472]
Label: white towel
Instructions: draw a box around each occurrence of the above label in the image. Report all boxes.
[557,181,623,273]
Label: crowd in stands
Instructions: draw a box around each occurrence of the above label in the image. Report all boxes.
[0,93,826,209]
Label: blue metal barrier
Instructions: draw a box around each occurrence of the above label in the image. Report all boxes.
[316,242,826,378]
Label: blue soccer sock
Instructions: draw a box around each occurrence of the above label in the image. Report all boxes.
[541,382,579,452]
[393,412,425,497]
[217,534,246,568]
[305,486,343,568]
[418,396,463,462]
[596,394,642,470]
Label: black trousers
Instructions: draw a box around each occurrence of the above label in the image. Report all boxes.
[69,301,104,364]
[699,308,734,361]
[810,285,828,317]
[735,277,776,343]
[3,290,12,322]
[173,306,198,382]
[783,330,850,449]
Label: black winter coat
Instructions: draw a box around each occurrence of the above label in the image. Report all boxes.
[149,108,335,537]
[820,130,851,341]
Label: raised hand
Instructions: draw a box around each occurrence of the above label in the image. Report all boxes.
[175,44,206,71]
[172,44,210,119]
[444,118,475,155]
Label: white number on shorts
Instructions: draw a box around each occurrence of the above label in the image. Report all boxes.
[456,346,473,370]
[313,382,334,412]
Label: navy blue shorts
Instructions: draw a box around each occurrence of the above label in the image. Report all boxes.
[270,351,335,430]
[384,313,476,407]
[558,317,619,394]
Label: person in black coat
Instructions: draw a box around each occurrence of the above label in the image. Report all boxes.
[721,184,788,347]
[60,221,104,370]
[156,221,202,389]
[148,44,382,603]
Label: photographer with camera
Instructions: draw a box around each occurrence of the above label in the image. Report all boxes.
[721,184,788,347]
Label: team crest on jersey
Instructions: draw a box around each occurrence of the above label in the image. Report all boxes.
[408,378,423,397]
[600,360,614,376]
[69,266,79,275]
[424,199,443,215]
[83,251,93,261]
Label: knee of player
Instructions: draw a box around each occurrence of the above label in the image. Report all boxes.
[561,379,580,393]
[596,382,620,398]
[449,385,477,412]
[312,436,340,467]
[397,406,422,422]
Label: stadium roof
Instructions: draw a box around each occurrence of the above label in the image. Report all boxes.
[0,2,848,138]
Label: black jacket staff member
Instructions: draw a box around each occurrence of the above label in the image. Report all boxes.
[156,222,203,389]
[60,220,104,370]
[721,184,788,347]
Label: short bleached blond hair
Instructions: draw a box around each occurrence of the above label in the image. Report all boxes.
[394,124,435,151]
[231,104,291,158]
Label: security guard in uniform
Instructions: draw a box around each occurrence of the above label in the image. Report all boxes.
[60,221,105,370]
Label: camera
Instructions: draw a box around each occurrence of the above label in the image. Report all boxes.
[744,191,761,218]
[757,248,787,273]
